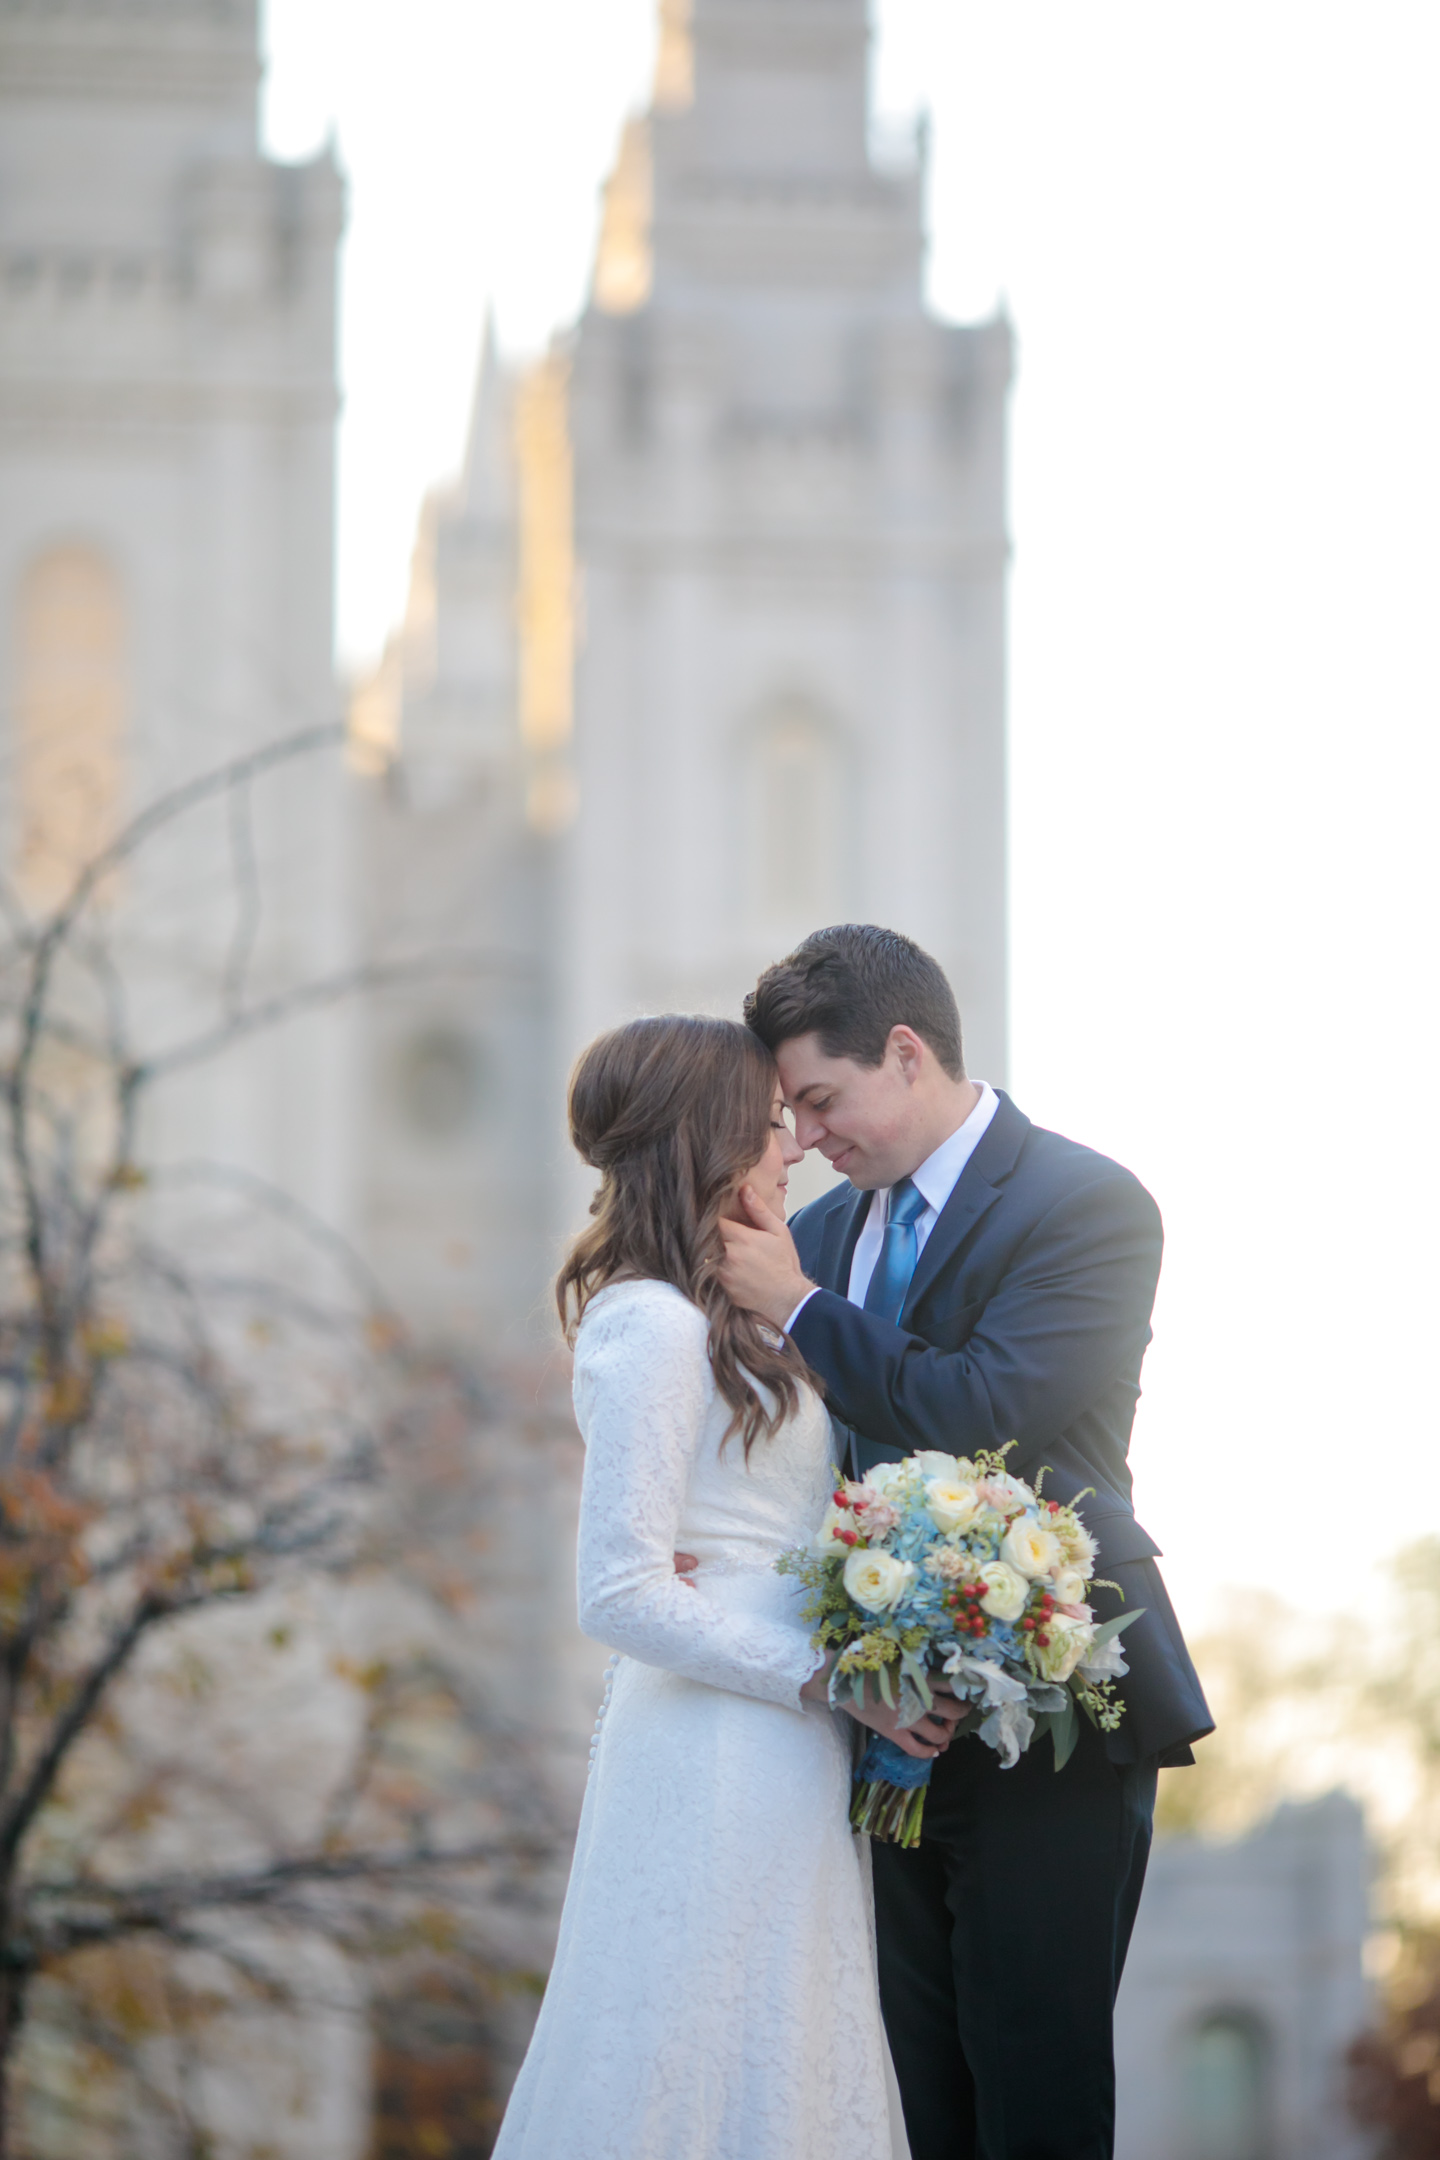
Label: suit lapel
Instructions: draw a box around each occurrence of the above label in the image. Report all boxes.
[815,1183,871,1295]
[900,1091,1031,1322]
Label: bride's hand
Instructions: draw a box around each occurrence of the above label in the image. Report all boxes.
[673,1551,699,1589]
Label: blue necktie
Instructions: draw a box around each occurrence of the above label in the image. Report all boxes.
[862,1176,928,1325]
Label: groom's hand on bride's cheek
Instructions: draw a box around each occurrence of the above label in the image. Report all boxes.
[717,1187,814,1329]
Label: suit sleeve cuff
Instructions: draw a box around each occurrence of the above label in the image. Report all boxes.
[784,1287,822,1335]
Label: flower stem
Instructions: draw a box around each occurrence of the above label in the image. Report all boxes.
[850,1778,928,1848]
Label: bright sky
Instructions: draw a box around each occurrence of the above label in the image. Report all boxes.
[261,1,1440,1630]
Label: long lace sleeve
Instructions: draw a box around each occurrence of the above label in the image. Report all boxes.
[573,1286,822,1712]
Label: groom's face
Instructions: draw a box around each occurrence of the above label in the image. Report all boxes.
[774,1031,925,1192]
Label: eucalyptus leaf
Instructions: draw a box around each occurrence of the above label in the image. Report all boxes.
[1050,1691,1080,1772]
[876,1661,896,1710]
[897,1677,926,1727]
[900,1650,934,1711]
[1089,1608,1146,1651]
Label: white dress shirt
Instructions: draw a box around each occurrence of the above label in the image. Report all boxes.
[785,1082,1000,1330]
[847,1082,1000,1305]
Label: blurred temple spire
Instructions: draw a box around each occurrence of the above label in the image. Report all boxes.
[558,0,1013,1132]
[594,0,915,314]
[356,0,1014,1318]
[459,304,514,527]
[681,0,870,154]
[654,0,694,110]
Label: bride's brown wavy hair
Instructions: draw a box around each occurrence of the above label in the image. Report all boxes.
[556,1014,817,1455]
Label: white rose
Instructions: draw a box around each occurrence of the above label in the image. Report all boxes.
[977,1561,1028,1624]
[843,1547,916,1614]
[813,1501,854,1553]
[924,1478,982,1534]
[1000,1518,1064,1581]
[862,1462,908,1498]
[912,1450,962,1483]
[1037,1613,1096,1684]
[1053,1567,1090,1607]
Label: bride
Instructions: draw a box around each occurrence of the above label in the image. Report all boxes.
[493,1014,955,2160]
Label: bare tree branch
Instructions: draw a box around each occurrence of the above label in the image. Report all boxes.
[0,731,543,2144]
[149,1161,402,1323]
[41,724,345,948]
[0,1595,165,1866]
[130,948,521,1091]
[222,777,263,1021]
[4,728,346,1353]
[19,1840,555,1971]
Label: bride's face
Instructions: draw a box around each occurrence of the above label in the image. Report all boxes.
[726,1088,803,1223]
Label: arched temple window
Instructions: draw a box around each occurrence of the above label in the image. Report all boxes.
[1182,2008,1272,2160]
[13,545,126,907]
[743,698,849,931]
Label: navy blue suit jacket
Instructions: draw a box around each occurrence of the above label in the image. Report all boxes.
[787,1090,1213,1768]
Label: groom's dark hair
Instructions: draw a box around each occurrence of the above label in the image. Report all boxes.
[744,925,964,1079]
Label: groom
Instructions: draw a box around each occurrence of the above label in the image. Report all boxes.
[719,924,1212,2160]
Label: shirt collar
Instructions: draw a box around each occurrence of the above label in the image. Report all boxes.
[907,1083,1001,1219]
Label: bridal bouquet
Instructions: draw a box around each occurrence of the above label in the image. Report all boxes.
[776,1447,1142,1847]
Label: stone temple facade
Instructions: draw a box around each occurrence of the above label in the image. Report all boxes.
[358,0,1014,1325]
[562,0,1012,1146]
[1116,1794,1374,2160]
[0,6,360,2152]
[0,0,352,1230]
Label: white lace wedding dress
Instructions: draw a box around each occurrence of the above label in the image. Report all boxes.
[493,1278,905,2160]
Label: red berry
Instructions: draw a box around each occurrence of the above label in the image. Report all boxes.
[1021,1617,1035,1631]
[1036,1631,1050,1647]
[838,1530,858,1547]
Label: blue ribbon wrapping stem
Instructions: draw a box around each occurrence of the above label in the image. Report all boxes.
[856,1734,933,1791]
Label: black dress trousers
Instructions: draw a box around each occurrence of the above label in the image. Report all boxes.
[871,1715,1156,2160]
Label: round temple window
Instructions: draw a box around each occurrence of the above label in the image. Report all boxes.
[396,1028,483,1141]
